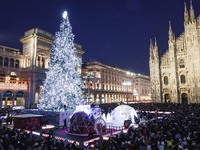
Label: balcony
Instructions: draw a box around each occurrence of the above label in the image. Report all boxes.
[0,81,27,90]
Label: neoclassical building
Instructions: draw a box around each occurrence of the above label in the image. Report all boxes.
[0,28,84,108]
[82,60,151,104]
[149,1,200,104]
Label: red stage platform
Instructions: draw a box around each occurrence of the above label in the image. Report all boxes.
[12,114,43,130]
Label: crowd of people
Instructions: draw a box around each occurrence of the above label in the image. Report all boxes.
[0,103,200,149]
[0,125,83,150]
[91,103,200,150]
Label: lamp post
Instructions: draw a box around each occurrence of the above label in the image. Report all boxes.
[122,81,132,104]
[133,88,138,101]
[83,75,94,104]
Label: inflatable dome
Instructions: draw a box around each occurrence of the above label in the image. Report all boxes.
[69,105,106,135]
[111,105,138,126]
[70,111,94,134]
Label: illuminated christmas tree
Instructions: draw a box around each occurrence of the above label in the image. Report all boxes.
[39,11,85,111]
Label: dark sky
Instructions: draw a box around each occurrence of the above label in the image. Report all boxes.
[0,0,200,75]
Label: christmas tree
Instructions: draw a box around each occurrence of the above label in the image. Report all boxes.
[39,11,85,112]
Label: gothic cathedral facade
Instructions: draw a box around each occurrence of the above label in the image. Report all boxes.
[149,1,200,104]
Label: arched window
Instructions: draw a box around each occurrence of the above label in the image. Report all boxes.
[164,76,168,85]
[4,57,8,66]
[10,58,14,67]
[16,91,24,97]
[180,75,186,84]
[179,59,185,68]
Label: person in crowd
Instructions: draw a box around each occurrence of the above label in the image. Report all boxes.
[63,118,67,129]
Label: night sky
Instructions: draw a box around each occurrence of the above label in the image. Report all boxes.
[0,0,200,75]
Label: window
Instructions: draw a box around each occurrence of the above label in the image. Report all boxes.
[42,57,45,68]
[27,57,30,67]
[180,75,186,84]
[0,56,3,66]
[179,59,185,68]
[10,58,14,67]
[10,72,16,76]
[4,57,8,66]
[164,76,168,85]
[15,60,19,68]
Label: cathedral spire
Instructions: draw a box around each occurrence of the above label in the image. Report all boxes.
[154,37,159,59]
[150,39,154,60]
[149,38,159,61]
[184,2,189,24]
[168,21,173,41]
[154,37,157,47]
[190,0,195,22]
[150,38,153,49]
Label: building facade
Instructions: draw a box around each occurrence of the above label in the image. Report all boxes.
[0,45,26,109]
[82,61,151,104]
[0,28,151,108]
[149,1,200,103]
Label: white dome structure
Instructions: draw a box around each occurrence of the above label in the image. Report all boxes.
[110,105,138,126]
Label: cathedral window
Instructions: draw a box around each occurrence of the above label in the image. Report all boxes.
[179,59,185,68]
[180,75,186,84]
[164,76,168,85]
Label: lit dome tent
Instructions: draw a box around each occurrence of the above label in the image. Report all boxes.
[110,105,138,126]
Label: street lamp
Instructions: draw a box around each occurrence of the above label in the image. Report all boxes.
[122,81,132,104]
[133,88,138,101]
[83,75,94,104]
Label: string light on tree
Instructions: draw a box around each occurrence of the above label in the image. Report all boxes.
[39,11,85,112]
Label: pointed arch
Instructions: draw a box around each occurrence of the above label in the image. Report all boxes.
[164,76,169,85]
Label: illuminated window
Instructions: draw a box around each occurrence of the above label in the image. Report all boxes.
[95,72,101,78]
[10,72,16,76]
